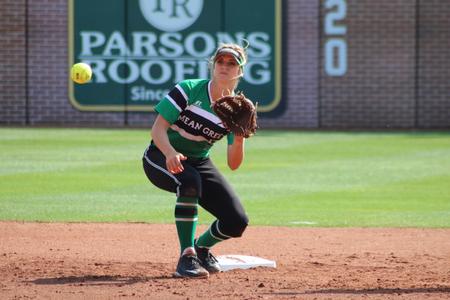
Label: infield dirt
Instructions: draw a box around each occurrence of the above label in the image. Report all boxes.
[1,222,449,299]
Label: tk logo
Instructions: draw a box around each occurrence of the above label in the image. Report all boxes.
[139,0,204,32]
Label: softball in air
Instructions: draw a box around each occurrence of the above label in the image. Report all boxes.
[71,62,92,84]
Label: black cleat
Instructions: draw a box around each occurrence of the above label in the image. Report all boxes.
[174,254,209,278]
[195,241,222,274]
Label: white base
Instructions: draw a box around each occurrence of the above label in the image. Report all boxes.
[216,255,277,271]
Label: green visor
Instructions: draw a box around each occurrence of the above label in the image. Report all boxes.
[214,48,245,67]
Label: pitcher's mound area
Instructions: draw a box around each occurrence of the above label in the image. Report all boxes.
[1,222,449,299]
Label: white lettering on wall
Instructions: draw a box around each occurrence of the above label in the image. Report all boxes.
[324,0,347,76]
[77,31,273,85]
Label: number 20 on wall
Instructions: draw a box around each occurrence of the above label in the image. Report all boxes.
[324,0,347,76]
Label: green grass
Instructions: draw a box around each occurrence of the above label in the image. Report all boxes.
[0,128,449,227]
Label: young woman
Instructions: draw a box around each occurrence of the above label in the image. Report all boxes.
[142,43,250,278]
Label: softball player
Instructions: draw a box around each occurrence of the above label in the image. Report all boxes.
[142,43,250,278]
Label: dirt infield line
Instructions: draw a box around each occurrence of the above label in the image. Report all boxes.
[1,222,449,299]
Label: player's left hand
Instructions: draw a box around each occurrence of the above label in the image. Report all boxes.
[212,93,258,138]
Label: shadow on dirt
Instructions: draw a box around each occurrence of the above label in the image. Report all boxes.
[266,287,450,296]
[29,275,175,286]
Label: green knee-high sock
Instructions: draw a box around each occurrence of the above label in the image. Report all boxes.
[175,196,198,253]
[196,220,230,249]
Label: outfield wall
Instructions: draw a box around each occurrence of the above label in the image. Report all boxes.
[1,0,449,129]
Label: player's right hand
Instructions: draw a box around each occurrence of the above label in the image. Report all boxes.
[166,151,187,174]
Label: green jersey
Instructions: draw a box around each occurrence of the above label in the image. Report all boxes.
[155,79,235,158]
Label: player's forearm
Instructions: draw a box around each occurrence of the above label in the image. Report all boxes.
[227,136,245,170]
[151,115,178,158]
[153,131,177,158]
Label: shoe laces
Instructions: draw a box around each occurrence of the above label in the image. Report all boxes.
[195,243,219,264]
[186,255,203,267]
[204,251,219,264]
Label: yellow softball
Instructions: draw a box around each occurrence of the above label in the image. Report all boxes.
[71,62,92,84]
